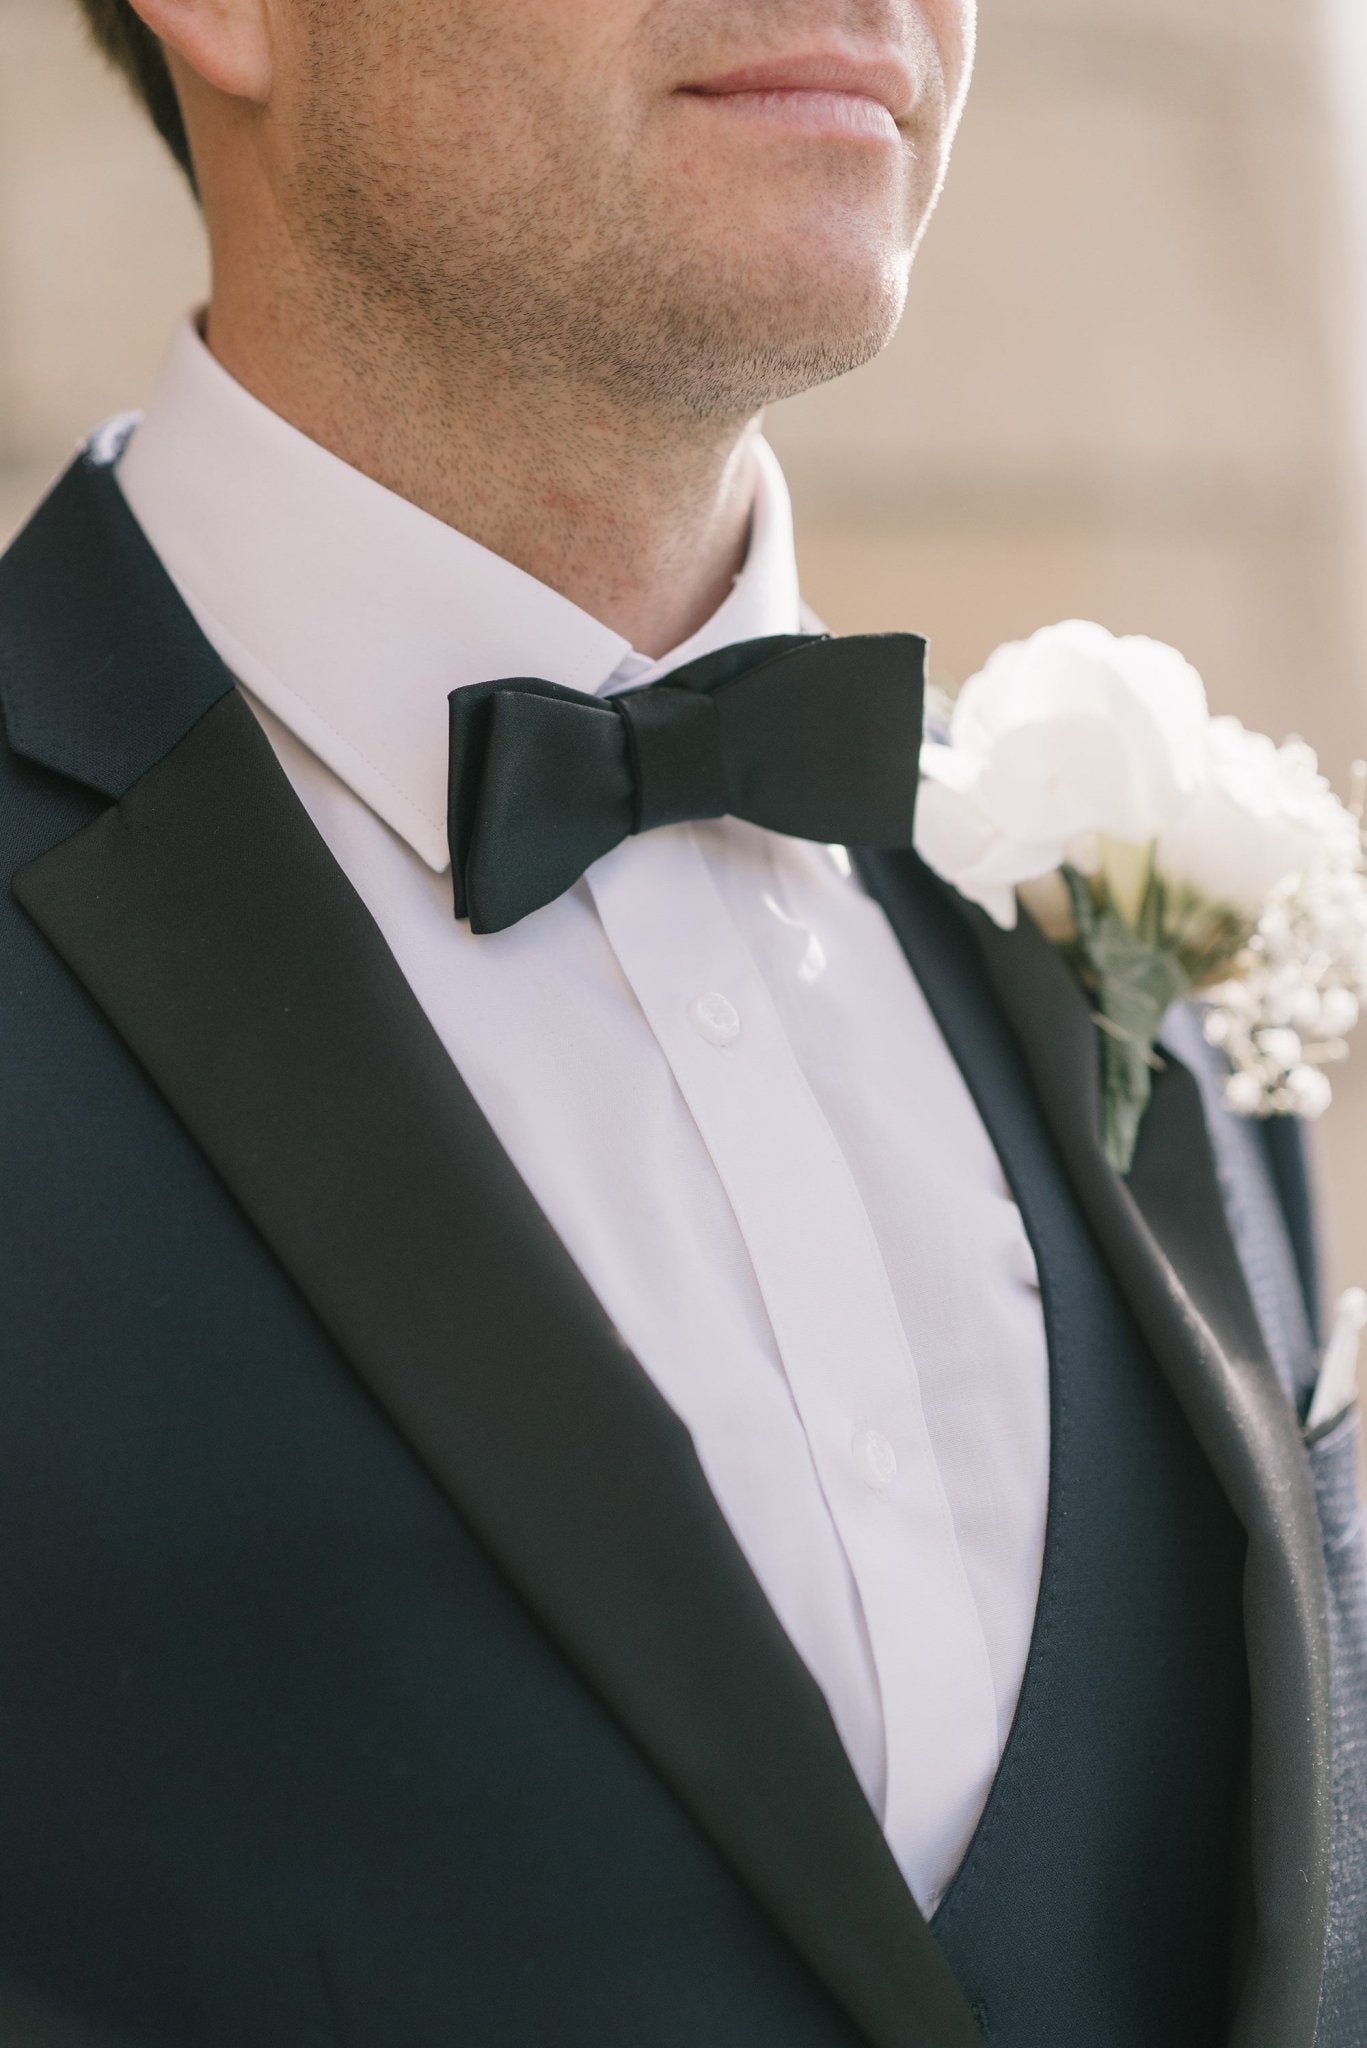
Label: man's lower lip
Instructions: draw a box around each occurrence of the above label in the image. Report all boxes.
[680,89,901,144]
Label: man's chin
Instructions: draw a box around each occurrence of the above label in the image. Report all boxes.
[711,213,912,322]
[698,254,909,392]
[633,313,896,422]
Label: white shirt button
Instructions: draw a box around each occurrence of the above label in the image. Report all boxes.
[689,992,741,1046]
[853,1429,898,1492]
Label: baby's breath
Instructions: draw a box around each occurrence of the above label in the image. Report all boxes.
[1200,765,1367,1121]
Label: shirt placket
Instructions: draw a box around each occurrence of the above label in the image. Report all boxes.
[586,823,1001,1908]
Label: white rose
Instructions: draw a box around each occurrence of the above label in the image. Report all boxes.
[950,619,1209,848]
[1155,718,1355,913]
[915,620,1210,928]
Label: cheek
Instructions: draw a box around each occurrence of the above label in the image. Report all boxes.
[916,0,976,95]
[399,1,650,166]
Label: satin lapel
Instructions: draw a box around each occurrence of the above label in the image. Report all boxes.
[13,683,983,2048]
[857,849,1333,2048]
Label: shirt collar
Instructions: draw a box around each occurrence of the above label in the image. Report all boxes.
[115,317,804,871]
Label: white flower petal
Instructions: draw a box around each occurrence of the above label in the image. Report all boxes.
[1155,720,1355,912]
[947,620,1210,861]
[912,775,1060,929]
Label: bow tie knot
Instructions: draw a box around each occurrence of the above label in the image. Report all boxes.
[447,631,926,933]
[618,681,728,833]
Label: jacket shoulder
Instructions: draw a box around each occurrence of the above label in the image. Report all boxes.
[0,425,232,804]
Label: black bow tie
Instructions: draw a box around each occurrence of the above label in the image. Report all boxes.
[446,631,926,932]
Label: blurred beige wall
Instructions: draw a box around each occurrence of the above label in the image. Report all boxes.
[1326,0,1367,470]
[2,0,1364,1302]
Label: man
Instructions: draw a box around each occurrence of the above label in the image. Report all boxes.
[0,0,1363,2042]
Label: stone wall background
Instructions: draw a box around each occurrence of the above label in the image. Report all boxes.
[2,0,1365,1315]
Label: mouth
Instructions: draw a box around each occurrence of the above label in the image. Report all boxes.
[677,48,915,144]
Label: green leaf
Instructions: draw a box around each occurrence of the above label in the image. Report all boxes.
[1060,865,1191,1173]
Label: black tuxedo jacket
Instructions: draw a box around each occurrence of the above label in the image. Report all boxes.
[0,440,1358,2047]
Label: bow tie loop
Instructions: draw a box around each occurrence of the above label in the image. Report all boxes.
[447,631,927,933]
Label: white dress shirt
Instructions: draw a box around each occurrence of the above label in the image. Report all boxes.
[116,318,1051,1915]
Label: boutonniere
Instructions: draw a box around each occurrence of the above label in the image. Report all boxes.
[913,619,1367,1173]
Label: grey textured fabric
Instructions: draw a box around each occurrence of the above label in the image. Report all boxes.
[1309,1405,1367,2045]
[1160,1004,1319,1409]
[1164,1003,1367,2043]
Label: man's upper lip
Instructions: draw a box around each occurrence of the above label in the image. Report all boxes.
[680,51,916,124]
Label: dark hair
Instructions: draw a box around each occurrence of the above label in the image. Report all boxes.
[75,0,196,189]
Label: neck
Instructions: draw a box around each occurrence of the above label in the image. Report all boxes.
[203,275,763,662]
